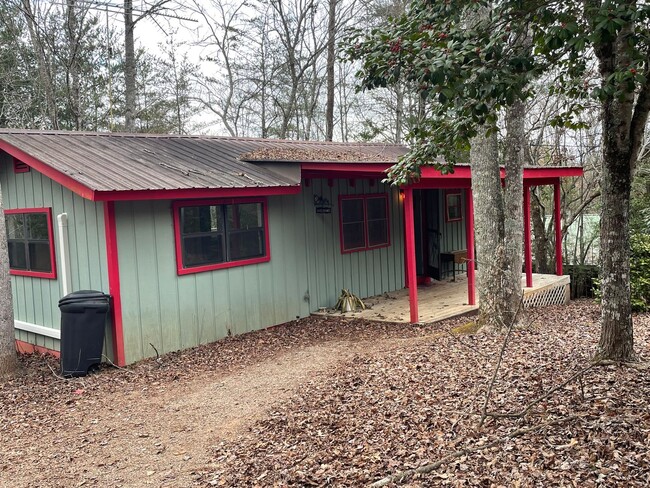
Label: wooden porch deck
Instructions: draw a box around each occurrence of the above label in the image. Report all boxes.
[314,273,570,324]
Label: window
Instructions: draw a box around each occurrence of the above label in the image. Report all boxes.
[340,194,390,253]
[173,198,270,275]
[5,208,56,279]
[445,191,462,222]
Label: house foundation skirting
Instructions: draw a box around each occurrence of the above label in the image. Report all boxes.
[15,340,60,358]
[522,275,571,308]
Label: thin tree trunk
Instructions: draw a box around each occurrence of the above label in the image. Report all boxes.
[325,0,336,141]
[66,0,82,130]
[21,0,58,129]
[531,192,551,273]
[124,0,136,132]
[0,188,19,378]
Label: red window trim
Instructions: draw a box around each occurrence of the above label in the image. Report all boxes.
[339,193,391,254]
[444,190,463,223]
[172,197,271,276]
[13,157,30,173]
[5,207,57,279]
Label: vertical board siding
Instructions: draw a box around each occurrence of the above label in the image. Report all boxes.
[439,189,468,278]
[0,154,109,355]
[115,179,404,364]
[115,195,313,364]
[302,178,404,311]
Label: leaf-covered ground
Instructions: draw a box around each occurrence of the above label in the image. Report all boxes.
[1,300,649,487]
[200,301,650,487]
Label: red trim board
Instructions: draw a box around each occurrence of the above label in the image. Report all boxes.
[15,340,60,358]
[403,188,419,323]
[464,190,476,305]
[523,186,533,288]
[5,207,57,279]
[94,186,300,201]
[0,140,95,200]
[103,201,126,366]
[554,181,563,276]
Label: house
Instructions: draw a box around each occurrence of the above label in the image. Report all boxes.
[0,130,582,365]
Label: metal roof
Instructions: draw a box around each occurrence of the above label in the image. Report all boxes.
[0,130,406,194]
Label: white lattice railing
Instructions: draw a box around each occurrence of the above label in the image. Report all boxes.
[523,276,570,308]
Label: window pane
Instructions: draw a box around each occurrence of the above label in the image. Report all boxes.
[447,194,462,220]
[228,229,265,260]
[342,222,365,250]
[228,203,262,230]
[368,220,388,247]
[27,213,48,240]
[182,206,223,234]
[366,197,387,220]
[6,214,24,239]
[8,241,27,270]
[28,242,52,272]
[182,234,224,267]
[341,198,364,223]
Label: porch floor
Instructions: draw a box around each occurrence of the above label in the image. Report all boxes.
[314,273,570,324]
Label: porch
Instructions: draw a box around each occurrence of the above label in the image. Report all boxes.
[315,273,570,324]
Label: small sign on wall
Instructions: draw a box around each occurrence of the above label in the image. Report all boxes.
[314,195,332,214]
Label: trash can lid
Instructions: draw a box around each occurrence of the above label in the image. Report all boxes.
[59,290,110,306]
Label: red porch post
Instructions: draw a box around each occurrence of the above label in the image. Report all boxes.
[464,188,476,305]
[554,180,563,276]
[523,185,533,288]
[403,187,419,323]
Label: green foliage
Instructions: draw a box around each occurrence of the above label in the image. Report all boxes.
[594,234,650,312]
[630,234,650,312]
[345,0,650,185]
[631,158,650,234]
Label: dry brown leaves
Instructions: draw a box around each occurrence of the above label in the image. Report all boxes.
[239,146,400,163]
[1,301,649,487]
[199,301,650,487]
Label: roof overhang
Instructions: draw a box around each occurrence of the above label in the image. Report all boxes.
[0,139,300,201]
[301,162,584,185]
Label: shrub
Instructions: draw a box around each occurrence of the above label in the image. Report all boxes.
[630,233,650,312]
[592,233,650,312]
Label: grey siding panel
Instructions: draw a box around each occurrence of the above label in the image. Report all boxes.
[0,153,109,355]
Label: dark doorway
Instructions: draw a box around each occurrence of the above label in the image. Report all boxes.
[413,190,441,281]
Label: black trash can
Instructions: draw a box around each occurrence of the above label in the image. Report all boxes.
[59,290,111,377]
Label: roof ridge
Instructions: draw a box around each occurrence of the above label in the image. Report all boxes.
[0,128,405,147]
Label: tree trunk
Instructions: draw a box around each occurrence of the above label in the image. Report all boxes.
[66,0,82,131]
[471,125,506,330]
[124,0,136,132]
[502,99,525,318]
[597,108,634,360]
[21,0,58,129]
[325,0,336,141]
[0,190,19,378]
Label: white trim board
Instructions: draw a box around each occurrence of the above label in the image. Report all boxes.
[15,320,61,340]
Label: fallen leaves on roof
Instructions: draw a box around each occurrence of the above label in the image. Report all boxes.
[239,146,401,162]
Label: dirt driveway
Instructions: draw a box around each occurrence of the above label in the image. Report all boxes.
[0,317,443,488]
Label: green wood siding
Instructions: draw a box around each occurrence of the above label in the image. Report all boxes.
[115,196,313,363]
[0,154,110,355]
[115,179,405,363]
[302,178,405,310]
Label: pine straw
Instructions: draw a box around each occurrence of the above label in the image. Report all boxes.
[200,301,650,487]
